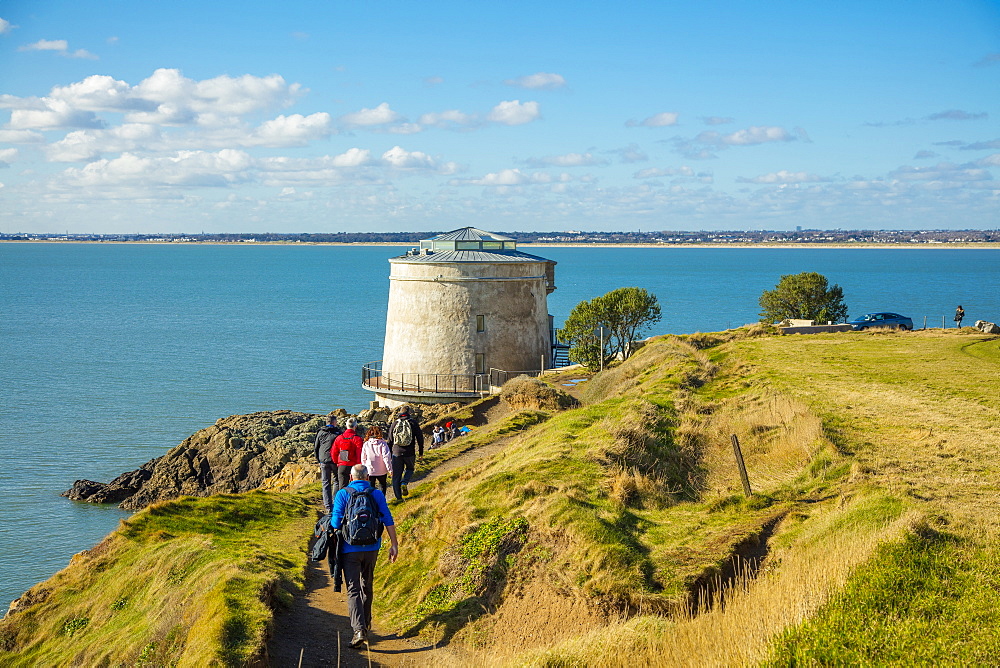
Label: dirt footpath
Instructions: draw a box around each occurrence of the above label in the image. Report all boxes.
[267,440,505,667]
[268,558,455,668]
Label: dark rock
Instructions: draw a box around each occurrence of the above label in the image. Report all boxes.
[61,479,106,501]
[62,410,330,510]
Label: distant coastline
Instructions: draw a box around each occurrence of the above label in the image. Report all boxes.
[4,239,1000,249]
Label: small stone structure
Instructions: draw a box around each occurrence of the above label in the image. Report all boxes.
[975,320,1000,334]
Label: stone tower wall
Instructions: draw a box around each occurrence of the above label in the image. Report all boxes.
[382,259,550,378]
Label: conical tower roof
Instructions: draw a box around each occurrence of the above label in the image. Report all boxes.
[392,226,552,264]
[427,227,515,242]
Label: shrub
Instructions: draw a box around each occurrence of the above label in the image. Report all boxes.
[501,375,578,411]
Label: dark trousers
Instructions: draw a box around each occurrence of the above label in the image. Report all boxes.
[370,474,388,494]
[342,549,379,633]
[336,465,352,493]
[319,462,336,510]
[391,454,415,501]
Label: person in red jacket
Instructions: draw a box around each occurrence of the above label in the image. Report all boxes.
[332,417,364,493]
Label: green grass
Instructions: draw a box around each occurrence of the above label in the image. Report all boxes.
[767,528,1000,665]
[0,489,315,667]
[10,329,999,665]
[371,336,836,643]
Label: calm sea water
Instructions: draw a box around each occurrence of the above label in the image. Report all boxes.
[2,242,998,605]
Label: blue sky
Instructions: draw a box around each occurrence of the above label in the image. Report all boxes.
[0,0,998,234]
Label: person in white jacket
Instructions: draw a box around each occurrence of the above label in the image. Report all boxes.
[361,424,393,494]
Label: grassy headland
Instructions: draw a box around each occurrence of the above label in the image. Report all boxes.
[3,328,999,666]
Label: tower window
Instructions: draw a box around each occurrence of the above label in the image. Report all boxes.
[475,354,486,374]
[476,315,486,332]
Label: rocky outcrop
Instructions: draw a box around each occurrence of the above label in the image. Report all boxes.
[974,320,1000,334]
[64,410,325,510]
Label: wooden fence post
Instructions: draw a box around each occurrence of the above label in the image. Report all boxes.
[731,434,753,497]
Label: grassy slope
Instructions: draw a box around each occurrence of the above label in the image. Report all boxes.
[0,490,315,667]
[489,330,1000,666]
[5,331,998,666]
[371,332,833,652]
[746,332,1000,664]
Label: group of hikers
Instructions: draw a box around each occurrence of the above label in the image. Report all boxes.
[311,406,425,650]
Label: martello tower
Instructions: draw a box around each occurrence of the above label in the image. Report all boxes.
[363,227,557,407]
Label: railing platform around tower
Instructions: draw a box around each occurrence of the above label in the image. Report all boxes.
[362,362,489,400]
[362,362,571,402]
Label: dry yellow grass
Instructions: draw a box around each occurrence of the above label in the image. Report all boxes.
[481,496,913,668]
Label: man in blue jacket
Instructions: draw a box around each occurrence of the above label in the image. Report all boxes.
[331,463,399,649]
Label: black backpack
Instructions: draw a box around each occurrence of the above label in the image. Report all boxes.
[341,488,384,546]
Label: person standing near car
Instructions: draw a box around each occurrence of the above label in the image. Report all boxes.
[955,305,965,328]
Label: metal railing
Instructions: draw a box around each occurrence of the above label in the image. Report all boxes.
[487,367,544,389]
[362,361,488,396]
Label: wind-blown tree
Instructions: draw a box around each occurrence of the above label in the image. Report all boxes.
[759,272,849,324]
[560,287,662,370]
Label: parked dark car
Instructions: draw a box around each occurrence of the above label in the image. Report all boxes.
[848,312,914,331]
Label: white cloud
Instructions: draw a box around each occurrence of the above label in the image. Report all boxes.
[0,18,14,35]
[469,168,528,186]
[453,168,564,186]
[63,149,254,187]
[1,69,305,132]
[19,38,68,52]
[0,129,45,143]
[380,146,457,173]
[340,102,402,127]
[18,38,97,59]
[257,149,373,173]
[249,113,333,147]
[487,100,540,126]
[503,72,566,90]
[673,125,802,158]
[975,153,1000,167]
[388,123,423,134]
[702,126,796,146]
[47,124,161,162]
[737,170,828,184]
[49,75,142,111]
[889,162,992,182]
[131,69,300,126]
[382,146,434,169]
[0,148,17,165]
[610,144,648,163]
[634,166,694,179]
[418,109,475,129]
[330,148,372,167]
[627,112,679,128]
[525,152,606,168]
[9,100,105,130]
[926,109,988,121]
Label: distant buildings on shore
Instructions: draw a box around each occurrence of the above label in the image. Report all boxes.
[2,229,999,244]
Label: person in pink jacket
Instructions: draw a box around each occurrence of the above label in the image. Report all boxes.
[361,424,393,494]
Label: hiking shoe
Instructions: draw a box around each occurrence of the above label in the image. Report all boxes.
[348,630,367,649]
[401,484,409,497]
